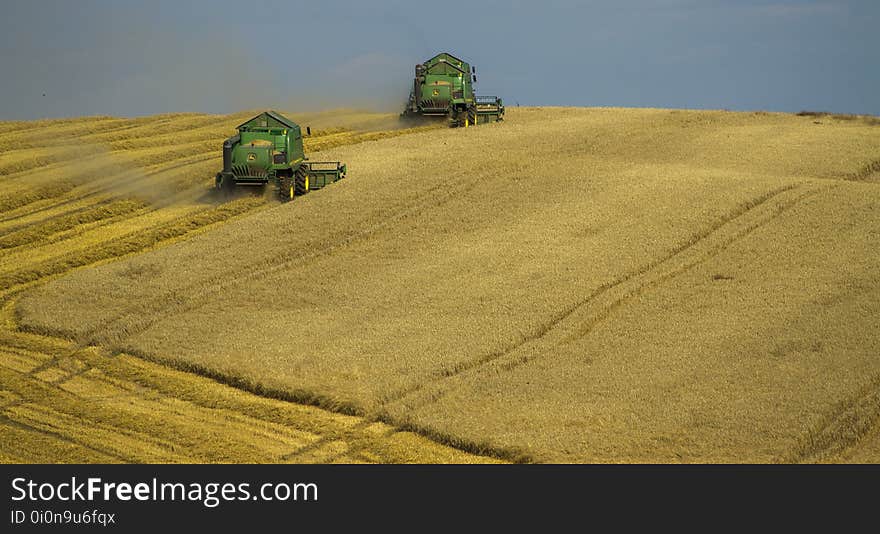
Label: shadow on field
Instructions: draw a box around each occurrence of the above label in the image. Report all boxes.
[797,110,880,126]
[197,184,274,206]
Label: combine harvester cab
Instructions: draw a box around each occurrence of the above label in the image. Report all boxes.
[401,52,504,127]
[215,110,346,201]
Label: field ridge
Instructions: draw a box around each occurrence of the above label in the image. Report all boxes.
[1,110,491,463]
[381,181,832,411]
[6,107,880,463]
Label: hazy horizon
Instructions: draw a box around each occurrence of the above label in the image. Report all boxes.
[1,0,878,120]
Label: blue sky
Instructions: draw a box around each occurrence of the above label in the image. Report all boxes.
[0,0,877,119]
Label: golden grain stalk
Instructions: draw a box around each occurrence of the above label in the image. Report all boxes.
[14,107,880,462]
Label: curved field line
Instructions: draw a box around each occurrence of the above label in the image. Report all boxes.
[0,200,147,250]
[0,124,411,219]
[0,116,497,463]
[844,157,880,182]
[0,114,178,138]
[0,197,266,295]
[0,198,138,238]
[0,193,209,268]
[0,415,126,462]
[382,181,834,409]
[782,372,880,463]
[0,116,227,178]
[0,150,217,221]
[2,154,220,225]
[78,165,494,347]
[0,323,500,463]
[0,170,235,264]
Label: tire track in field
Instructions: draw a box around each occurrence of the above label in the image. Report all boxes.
[0,196,264,295]
[0,122,394,221]
[78,164,496,348]
[0,334,250,462]
[381,181,834,410]
[0,415,126,462]
[0,200,146,249]
[0,118,160,156]
[0,323,499,463]
[782,372,880,463]
[6,122,435,323]
[0,142,217,194]
[81,175,449,339]
[844,157,880,182]
[0,115,223,180]
[0,149,217,222]
[0,116,232,214]
[0,149,226,263]
[0,339,131,462]
[6,350,245,461]
[0,165,226,260]
[0,198,139,238]
[0,115,164,140]
[0,168,237,287]
[1,117,504,463]
[1,116,418,220]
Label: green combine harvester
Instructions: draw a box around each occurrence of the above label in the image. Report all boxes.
[216,111,346,201]
[401,52,504,127]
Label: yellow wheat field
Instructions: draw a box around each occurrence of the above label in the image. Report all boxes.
[0,110,486,463]
[7,106,880,463]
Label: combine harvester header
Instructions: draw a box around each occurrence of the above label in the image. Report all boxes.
[401,52,504,127]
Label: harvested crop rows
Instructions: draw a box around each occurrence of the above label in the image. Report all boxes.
[13,107,880,462]
[0,110,488,463]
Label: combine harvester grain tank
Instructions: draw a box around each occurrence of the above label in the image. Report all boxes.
[216,111,346,201]
[401,52,504,127]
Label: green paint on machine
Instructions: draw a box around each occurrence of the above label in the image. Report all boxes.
[401,52,504,127]
[215,111,347,201]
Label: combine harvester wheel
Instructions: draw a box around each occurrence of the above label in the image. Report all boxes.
[295,169,310,196]
[279,174,295,201]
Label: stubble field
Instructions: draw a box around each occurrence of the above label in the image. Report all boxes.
[6,106,880,462]
[0,109,487,463]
